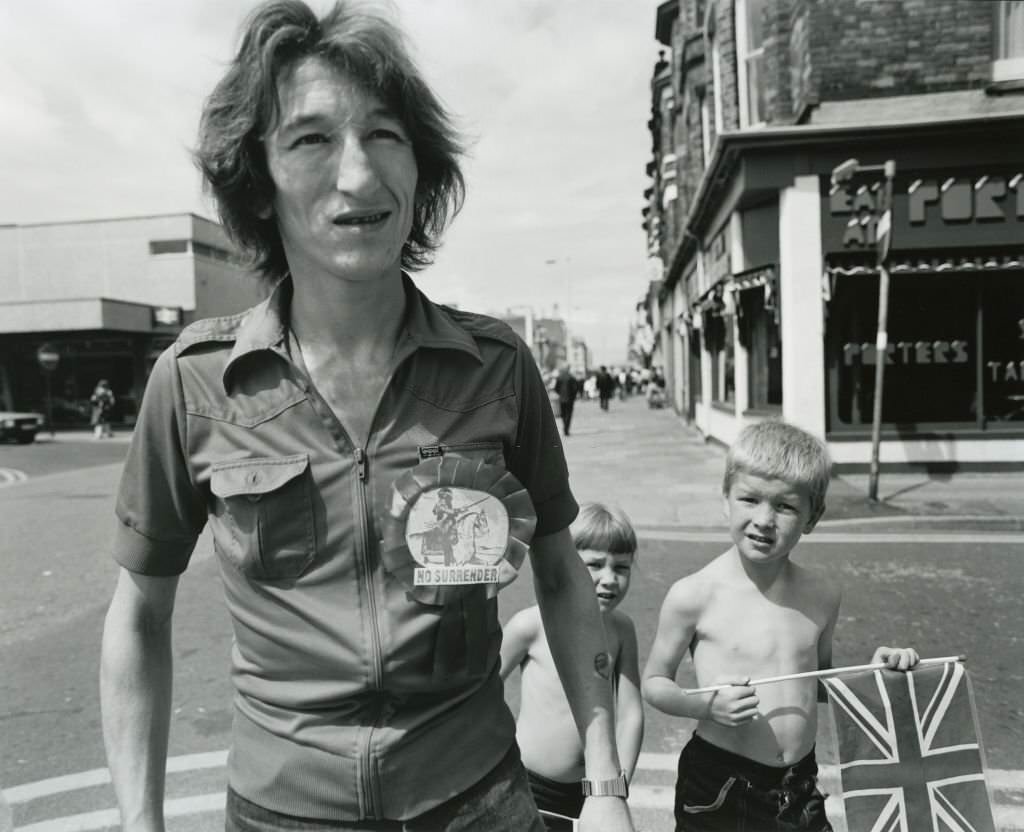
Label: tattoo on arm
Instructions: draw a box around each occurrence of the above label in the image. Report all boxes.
[594,651,612,680]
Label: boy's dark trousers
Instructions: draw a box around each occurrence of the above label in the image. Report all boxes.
[675,734,832,832]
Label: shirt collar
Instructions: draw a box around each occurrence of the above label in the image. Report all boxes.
[222,273,482,390]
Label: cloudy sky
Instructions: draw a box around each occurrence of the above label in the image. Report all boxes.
[0,0,663,364]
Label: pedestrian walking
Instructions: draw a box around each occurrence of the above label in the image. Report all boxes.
[99,3,633,831]
[554,363,580,436]
[89,379,115,439]
[596,365,615,412]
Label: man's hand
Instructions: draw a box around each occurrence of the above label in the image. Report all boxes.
[706,677,759,726]
[578,795,634,831]
[872,646,920,671]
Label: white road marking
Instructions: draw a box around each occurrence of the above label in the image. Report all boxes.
[0,469,27,488]
[5,749,1021,831]
[11,788,1024,832]
[4,752,227,804]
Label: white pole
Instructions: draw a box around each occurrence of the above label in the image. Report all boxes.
[682,655,965,695]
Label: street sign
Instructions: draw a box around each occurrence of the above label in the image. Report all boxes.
[36,344,59,372]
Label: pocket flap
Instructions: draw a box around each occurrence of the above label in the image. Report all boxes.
[210,454,310,499]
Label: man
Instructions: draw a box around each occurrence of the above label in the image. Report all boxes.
[99,3,633,831]
[596,365,616,412]
[553,362,581,436]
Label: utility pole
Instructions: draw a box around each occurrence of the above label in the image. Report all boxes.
[831,158,896,502]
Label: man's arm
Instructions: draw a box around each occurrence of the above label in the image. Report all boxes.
[498,607,538,682]
[612,615,644,783]
[100,568,179,832]
[529,528,634,832]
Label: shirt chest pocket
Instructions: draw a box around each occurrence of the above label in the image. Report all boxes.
[209,454,316,582]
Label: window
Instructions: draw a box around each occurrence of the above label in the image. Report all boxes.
[735,0,767,126]
[710,33,724,135]
[149,239,189,255]
[740,287,781,409]
[699,92,712,166]
[827,274,977,430]
[995,1,1024,82]
[707,309,735,406]
[982,274,1024,424]
[192,241,235,263]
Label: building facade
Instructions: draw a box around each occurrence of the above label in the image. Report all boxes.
[0,214,265,426]
[645,0,1024,469]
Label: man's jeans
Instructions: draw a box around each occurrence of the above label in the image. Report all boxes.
[225,745,545,832]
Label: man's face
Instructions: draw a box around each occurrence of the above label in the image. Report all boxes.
[722,471,819,566]
[262,56,418,285]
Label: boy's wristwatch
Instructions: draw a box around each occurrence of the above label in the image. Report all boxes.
[580,771,629,798]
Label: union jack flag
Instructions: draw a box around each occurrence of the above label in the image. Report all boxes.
[824,662,995,832]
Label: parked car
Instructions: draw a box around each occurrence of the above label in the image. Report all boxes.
[0,411,45,444]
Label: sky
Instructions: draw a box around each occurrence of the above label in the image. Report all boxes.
[0,0,664,365]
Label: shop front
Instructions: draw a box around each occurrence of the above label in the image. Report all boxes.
[822,165,1024,469]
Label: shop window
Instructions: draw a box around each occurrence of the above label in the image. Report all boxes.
[689,328,703,402]
[706,311,735,406]
[735,0,767,126]
[828,274,977,429]
[994,1,1024,83]
[740,289,781,409]
[982,274,1024,424]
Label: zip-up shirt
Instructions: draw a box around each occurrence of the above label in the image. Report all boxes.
[112,275,578,821]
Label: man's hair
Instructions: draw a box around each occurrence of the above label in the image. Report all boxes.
[571,503,637,558]
[723,421,832,516]
[194,0,465,284]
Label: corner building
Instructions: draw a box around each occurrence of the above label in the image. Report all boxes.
[0,214,265,426]
[644,0,1024,470]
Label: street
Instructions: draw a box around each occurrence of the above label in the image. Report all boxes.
[2,398,1022,831]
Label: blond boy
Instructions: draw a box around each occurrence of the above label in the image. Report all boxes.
[643,421,918,832]
[502,504,644,830]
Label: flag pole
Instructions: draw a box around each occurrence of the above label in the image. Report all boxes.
[682,655,965,695]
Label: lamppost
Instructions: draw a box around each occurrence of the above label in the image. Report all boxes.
[830,157,896,502]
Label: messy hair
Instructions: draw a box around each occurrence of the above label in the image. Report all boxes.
[571,503,638,558]
[194,0,465,284]
[723,421,832,516]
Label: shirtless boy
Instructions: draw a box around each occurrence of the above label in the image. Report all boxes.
[642,421,919,831]
[502,504,644,830]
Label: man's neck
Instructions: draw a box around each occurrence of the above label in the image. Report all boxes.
[289,269,407,359]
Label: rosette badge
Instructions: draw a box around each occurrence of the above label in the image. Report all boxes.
[381,455,537,604]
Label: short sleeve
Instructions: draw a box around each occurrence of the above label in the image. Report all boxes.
[507,340,579,537]
[112,347,207,576]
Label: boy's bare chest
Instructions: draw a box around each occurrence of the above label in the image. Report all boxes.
[699,587,826,662]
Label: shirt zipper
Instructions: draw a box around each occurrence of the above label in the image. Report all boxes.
[287,329,417,820]
[353,444,383,818]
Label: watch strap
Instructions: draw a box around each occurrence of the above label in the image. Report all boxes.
[580,770,629,798]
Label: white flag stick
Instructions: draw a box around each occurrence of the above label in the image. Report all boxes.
[682,655,965,695]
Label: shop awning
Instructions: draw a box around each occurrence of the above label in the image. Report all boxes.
[692,282,726,316]
[824,251,1024,277]
[726,266,776,293]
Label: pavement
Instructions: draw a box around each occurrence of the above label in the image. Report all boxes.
[559,395,1024,532]
[3,398,1023,831]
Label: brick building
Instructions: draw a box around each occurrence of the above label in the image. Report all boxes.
[0,214,265,426]
[644,0,1024,469]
